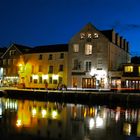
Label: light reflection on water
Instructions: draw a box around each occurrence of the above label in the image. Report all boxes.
[0,97,140,140]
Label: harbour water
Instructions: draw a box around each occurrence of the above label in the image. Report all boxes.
[0,97,140,140]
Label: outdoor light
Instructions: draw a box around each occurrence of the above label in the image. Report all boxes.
[52,110,58,119]
[32,75,38,79]
[41,109,47,117]
[89,118,95,129]
[96,116,103,128]
[52,74,58,80]
[32,108,37,116]
[42,75,48,80]
[16,119,22,127]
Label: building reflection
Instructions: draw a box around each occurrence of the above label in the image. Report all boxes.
[0,98,140,139]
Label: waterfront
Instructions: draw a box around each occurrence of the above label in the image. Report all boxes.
[0,96,140,140]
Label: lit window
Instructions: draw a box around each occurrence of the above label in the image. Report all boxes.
[85,44,92,55]
[80,33,85,39]
[87,33,92,38]
[124,66,133,72]
[85,61,92,71]
[73,44,79,53]
[93,33,99,38]
[139,66,140,75]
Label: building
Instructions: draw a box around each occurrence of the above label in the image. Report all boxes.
[68,23,130,90]
[17,44,68,89]
[0,43,31,87]
[0,23,131,90]
[122,63,140,90]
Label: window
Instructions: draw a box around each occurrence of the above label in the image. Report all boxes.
[30,76,32,83]
[34,79,37,83]
[93,33,99,38]
[85,61,91,71]
[39,76,42,83]
[80,33,85,39]
[9,50,16,56]
[58,77,63,83]
[87,33,92,38]
[48,66,53,73]
[73,44,79,53]
[73,59,81,70]
[59,65,63,71]
[48,54,53,60]
[8,59,13,65]
[53,80,57,84]
[49,77,52,84]
[124,66,133,72]
[85,44,92,55]
[39,65,42,72]
[3,59,7,65]
[60,53,64,59]
[39,54,43,60]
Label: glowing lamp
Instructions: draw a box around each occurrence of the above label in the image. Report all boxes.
[52,74,58,80]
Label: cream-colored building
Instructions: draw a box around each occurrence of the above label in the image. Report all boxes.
[68,23,130,90]
[18,44,68,89]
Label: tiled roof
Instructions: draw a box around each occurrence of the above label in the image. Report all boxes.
[28,44,68,53]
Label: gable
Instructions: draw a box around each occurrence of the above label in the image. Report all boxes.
[1,44,22,59]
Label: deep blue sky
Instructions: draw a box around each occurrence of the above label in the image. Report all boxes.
[0,0,140,56]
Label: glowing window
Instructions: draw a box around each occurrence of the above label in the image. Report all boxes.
[139,66,140,75]
[87,33,92,38]
[80,33,85,39]
[73,44,79,52]
[85,44,92,55]
[124,66,133,72]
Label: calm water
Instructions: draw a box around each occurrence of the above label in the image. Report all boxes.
[0,97,140,140]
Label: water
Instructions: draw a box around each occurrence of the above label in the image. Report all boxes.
[0,97,140,140]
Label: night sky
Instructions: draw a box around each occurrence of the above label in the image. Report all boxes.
[0,0,140,56]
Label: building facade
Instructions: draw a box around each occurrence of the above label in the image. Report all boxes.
[17,44,68,89]
[68,23,130,90]
[0,23,131,90]
[122,63,140,90]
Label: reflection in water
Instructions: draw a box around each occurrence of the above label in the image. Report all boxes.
[0,97,140,140]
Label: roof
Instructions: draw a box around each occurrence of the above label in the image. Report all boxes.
[0,47,7,57]
[28,44,68,53]
[13,43,31,53]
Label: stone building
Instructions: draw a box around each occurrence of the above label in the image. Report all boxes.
[68,23,130,90]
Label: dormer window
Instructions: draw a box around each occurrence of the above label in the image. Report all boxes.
[87,33,92,38]
[80,33,85,39]
[93,33,99,38]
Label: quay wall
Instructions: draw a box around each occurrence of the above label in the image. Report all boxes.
[0,89,140,107]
